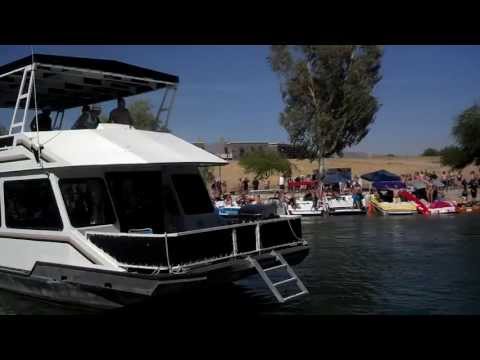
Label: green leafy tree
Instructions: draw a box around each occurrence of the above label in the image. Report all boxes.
[129,99,169,131]
[441,104,480,169]
[239,149,291,180]
[268,45,383,173]
[98,99,167,131]
[440,146,470,169]
[422,148,440,156]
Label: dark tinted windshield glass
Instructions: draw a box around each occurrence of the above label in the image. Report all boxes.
[106,171,164,233]
[171,173,213,215]
[59,178,115,228]
[4,178,63,230]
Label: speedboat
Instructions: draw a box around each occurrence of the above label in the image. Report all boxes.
[324,194,366,215]
[399,191,456,215]
[288,200,324,216]
[369,197,418,215]
[370,181,417,215]
[428,200,457,215]
[215,200,242,218]
[0,54,310,309]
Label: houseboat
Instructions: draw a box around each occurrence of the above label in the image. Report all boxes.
[0,54,309,309]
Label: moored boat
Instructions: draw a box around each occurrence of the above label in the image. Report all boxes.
[288,200,324,216]
[0,54,310,309]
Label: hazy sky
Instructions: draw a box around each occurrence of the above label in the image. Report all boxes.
[0,45,479,155]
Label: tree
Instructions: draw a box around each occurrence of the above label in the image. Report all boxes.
[129,99,169,131]
[441,104,480,169]
[97,99,167,131]
[268,45,383,173]
[422,148,440,156]
[239,149,291,180]
[440,146,470,169]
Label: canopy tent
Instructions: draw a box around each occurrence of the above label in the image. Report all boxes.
[321,168,352,184]
[0,54,179,111]
[361,169,401,182]
[321,172,350,185]
[372,181,406,190]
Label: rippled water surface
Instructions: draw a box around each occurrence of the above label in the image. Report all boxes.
[2,214,480,315]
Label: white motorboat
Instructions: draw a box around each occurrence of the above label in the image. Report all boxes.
[324,194,366,215]
[0,54,310,309]
[288,200,324,216]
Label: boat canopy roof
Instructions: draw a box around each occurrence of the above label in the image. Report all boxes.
[361,169,401,182]
[321,168,352,184]
[373,181,406,190]
[321,172,350,185]
[0,54,179,110]
[0,124,226,173]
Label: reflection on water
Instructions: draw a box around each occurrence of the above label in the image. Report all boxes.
[2,214,480,315]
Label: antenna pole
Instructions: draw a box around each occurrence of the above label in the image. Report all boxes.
[30,46,44,170]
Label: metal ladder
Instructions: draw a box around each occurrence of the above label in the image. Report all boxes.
[248,251,309,303]
[9,65,34,135]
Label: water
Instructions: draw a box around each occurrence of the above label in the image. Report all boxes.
[2,214,480,315]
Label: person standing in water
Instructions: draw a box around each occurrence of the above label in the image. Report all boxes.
[469,172,478,202]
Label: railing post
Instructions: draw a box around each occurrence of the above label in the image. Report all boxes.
[164,232,172,273]
[232,229,238,256]
[255,223,261,251]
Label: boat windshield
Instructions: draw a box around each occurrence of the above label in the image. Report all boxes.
[106,171,165,234]
[378,190,394,202]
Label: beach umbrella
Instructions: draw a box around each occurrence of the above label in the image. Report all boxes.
[360,169,401,182]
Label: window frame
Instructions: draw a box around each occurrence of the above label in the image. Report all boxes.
[170,172,214,215]
[58,177,117,229]
[2,175,64,231]
[105,170,166,234]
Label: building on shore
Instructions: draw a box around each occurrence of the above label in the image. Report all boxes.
[193,141,310,160]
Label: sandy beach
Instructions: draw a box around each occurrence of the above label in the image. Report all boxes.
[211,155,479,194]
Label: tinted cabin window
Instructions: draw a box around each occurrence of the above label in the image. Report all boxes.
[59,178,115,228]
[171,174,214,215]
[4,178,63,230]
[106,172,164,233]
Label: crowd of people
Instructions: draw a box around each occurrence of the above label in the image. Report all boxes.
[29,97,134,132]
[210,168,480,212]
[400,170,479,203]
[210,172,366,211]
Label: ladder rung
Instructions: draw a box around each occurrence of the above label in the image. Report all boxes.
[282,291,309,302]
[19,93,29,100]
[264,264,287,272]
[273,277,296,287]
[11,123,24,127]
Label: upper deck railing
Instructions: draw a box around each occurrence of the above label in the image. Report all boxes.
[0,56,178,145]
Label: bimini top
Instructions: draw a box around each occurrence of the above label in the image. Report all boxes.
[361,169,401,182]
[0,54,179,110]
[0,124,226,173]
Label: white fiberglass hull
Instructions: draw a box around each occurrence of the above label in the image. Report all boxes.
[288,201,324,216]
